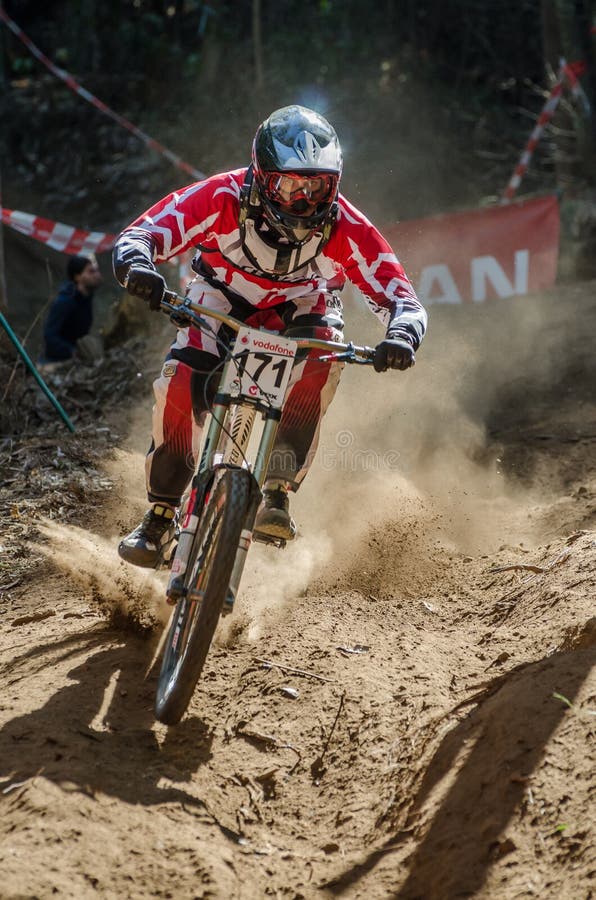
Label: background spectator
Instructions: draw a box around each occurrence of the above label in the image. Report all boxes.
[42,254,103,364]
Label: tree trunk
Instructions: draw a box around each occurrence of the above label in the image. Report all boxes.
[252,0,264,92]
[197,0,222,90]
[76,0,101,73]
[573,0,596,181]
[0,10,6,91]
[0,165,8,312]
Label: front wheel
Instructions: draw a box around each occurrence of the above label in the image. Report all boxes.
[155,467,252,725]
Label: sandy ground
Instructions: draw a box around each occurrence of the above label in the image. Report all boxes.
[0,282,595,899]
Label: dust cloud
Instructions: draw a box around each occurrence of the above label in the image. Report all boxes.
[37,521,171,627]
[228,288,556,633]
[39,284,573,633]
[305,286,571,551]
[237,281,588,625]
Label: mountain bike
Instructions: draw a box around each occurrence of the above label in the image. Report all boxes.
[154,289,375,725]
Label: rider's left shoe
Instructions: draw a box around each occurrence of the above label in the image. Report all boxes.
[254,481,296,542]
[118,503,178,568]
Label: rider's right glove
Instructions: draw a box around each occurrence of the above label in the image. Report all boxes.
[373,335,416,372]
[125,265,166,311]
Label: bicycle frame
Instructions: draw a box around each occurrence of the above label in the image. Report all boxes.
[160,290,375,608]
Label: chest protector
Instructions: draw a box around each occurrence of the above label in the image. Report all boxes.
[238,167,337,279]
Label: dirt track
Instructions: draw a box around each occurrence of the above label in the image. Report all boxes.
[1,283,595,899]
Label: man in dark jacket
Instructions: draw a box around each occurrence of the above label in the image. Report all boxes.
[42,254,102,362]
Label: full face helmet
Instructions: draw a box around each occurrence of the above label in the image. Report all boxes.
[251,105,343,244]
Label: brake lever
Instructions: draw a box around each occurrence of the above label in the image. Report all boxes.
[319,342,376,365]
[161,297,210,333]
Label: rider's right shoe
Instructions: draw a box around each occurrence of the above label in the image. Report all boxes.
[118,504,177,568]
[253,481,297,542]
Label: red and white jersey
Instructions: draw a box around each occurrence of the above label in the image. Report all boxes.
[121,168,426,344]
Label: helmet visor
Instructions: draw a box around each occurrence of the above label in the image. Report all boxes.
[264,172,338,217]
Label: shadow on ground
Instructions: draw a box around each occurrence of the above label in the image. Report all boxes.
[325,644,595,899]
[0,628,214,812]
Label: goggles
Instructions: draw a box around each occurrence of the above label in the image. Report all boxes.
[263,172,337,217]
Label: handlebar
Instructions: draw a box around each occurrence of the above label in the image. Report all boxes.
[161,290,376,364]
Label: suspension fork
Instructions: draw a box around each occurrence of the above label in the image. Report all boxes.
[224,404,256,467]
[165,398,228,602]
[200,396,230,474]
[225,407,282,608]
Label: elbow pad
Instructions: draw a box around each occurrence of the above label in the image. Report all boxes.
[113,228,157,286]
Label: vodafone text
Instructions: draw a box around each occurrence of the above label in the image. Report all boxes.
[250,338,294,357]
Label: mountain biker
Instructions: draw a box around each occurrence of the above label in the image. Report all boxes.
[113,104,427,567]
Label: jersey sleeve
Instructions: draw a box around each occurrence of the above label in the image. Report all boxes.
[327,197,427,349]
[112,171,242,283]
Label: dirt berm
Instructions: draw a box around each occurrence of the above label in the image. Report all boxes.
[0,279,594,899]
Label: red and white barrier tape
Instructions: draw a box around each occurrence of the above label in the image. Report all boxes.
[502,59,589,203]
[501,75,565,203]
[1,207,116,255]
[0,8,205,182]
[2,207,191,297]
[561,58,590,113]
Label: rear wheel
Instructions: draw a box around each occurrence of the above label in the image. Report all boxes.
[155,467,252,725]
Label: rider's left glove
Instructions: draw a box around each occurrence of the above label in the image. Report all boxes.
[125,265,166,311]
[373,332,415,372]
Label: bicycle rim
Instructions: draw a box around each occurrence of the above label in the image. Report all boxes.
[155,467,252,724]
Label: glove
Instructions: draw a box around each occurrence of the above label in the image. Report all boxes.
[373,336,415,372]
[125,265,166,311]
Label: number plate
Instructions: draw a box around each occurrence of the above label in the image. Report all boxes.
[221,327,297,409]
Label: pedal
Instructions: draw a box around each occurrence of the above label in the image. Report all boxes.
[157,536,179,571]
[252,531,287,549]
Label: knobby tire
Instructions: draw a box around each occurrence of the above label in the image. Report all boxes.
[155,467,252,725]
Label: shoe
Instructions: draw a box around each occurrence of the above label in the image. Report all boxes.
[254,482,296,542]
[118,504,177,568]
